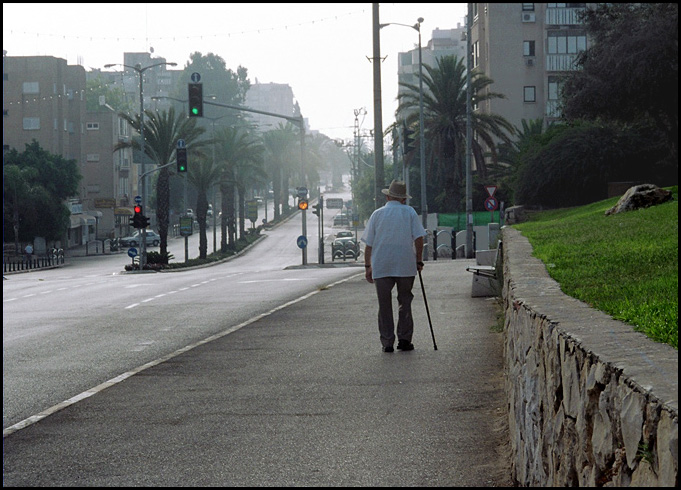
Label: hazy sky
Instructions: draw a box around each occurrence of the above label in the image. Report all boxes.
[3,3,467,142]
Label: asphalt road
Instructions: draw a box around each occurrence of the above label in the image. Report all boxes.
[3,258,512,486]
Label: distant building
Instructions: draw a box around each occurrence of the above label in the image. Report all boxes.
[245,80,297,130]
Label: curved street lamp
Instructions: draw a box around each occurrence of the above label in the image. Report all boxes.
[380,17,428,258]
[104,61,177,269]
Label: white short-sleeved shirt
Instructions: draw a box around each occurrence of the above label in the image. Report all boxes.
[361,200,427,279]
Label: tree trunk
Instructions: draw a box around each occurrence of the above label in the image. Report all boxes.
[157,167,170,256]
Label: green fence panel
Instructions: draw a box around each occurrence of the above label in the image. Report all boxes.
[437,211,500,230]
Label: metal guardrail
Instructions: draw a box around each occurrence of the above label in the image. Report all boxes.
[3,249,65,273]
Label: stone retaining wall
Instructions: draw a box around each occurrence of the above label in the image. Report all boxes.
[500,227,678,486]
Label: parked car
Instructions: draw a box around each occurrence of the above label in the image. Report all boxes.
[333,212,350,227]
[332,231,359,260]
[120,230,161,248]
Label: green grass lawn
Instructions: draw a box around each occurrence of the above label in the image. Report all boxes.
[513,186,678,349]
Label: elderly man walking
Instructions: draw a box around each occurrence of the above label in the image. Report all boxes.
[361,181,427,353]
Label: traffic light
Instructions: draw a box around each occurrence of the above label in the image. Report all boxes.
[133,205,144,229]
[187,83,203,117]
[176,147,188,173]
[312,202,321,217]
[298,198,308,211]
[143,215,151,229]
[403,125,416,154]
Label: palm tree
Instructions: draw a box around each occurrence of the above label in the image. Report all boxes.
[117,107,206,256]
[186,155,223,259]
[262,124,300,219]
[233,147,266,238]
[213,126,263,251]
[397,55,515,212]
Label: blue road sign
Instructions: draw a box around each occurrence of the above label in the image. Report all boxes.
[128,247,138,258]
[297,235,308,249]
[134,195,142,204]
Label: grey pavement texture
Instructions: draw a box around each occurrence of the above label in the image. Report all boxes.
[3,259,512,487]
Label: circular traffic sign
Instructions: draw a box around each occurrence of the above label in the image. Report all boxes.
[484,196,499,211]
[128,247,138,258]
[296,235,308,249]
[134,195,142,204]
[191,72,201,83]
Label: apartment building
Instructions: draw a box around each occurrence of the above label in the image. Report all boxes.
[3,55,96,247]
[245,80,297,130]
[470,3,592,131]
[3,55,139,246]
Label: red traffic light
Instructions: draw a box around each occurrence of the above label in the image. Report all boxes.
[134,205,142,214]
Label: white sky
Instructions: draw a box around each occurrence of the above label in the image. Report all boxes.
[3,3,467,142]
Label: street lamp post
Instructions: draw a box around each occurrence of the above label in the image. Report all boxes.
[104,60,177,270]
[380,17,428,259]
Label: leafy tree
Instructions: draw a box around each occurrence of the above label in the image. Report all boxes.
[397,55,515,213]
[561,3,678,167]
[513,120,670,207]
[3,140,81,245]
[85,76,133,113]
[171,51,251,129]
[117,107,206,256]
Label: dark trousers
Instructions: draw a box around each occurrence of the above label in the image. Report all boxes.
[374,276,415,348]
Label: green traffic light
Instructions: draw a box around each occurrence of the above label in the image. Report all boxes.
[191,107,198,115]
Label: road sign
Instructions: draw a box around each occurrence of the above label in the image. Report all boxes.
[190,72,201,83]
[484,196,499,211]
[134,195,142,204]
[326,198,343,209]
[179,216,193,237]
[297,235,308,249]
[177,139,186,148]
[485,185,497,197]
[246,200,258,222]
[127,247,138,258]
[297,186,308,198]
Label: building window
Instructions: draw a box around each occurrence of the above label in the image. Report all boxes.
[522,3,535,11]
[23,117,40,130]
[87,154,100,162]
[22,82,40,94]
[86,122,100,130]
[524,86,536,102]
[548,30,587,54]
[523,41,536,57]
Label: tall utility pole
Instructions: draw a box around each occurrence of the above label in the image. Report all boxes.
[104,60,177,270]
[465,4,474,258]
[372,3,385,210]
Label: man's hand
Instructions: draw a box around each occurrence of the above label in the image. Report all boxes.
[365,265,374,284]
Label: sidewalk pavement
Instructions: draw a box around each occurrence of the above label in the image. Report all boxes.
[3,259,512,487]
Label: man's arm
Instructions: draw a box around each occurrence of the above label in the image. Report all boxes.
[414,236,424,271]
[364,245,373,283]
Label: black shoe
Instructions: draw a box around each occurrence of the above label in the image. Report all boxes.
[383,345,394,353]
[396,340,414,351]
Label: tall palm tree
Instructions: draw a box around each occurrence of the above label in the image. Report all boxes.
[234,147,266,238]
[187,155,223,259]
[262,124,300,219]
[397,55,515,212]
[213,126,263,251]
[117,107,206,256]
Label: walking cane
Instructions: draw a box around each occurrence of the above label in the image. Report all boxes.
[418,270,438,350]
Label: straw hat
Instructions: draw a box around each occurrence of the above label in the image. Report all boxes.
[381,180,411,199]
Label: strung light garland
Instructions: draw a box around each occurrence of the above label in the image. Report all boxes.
[5,8,367,45]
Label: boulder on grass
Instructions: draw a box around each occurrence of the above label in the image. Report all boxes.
[605,184,672,216]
